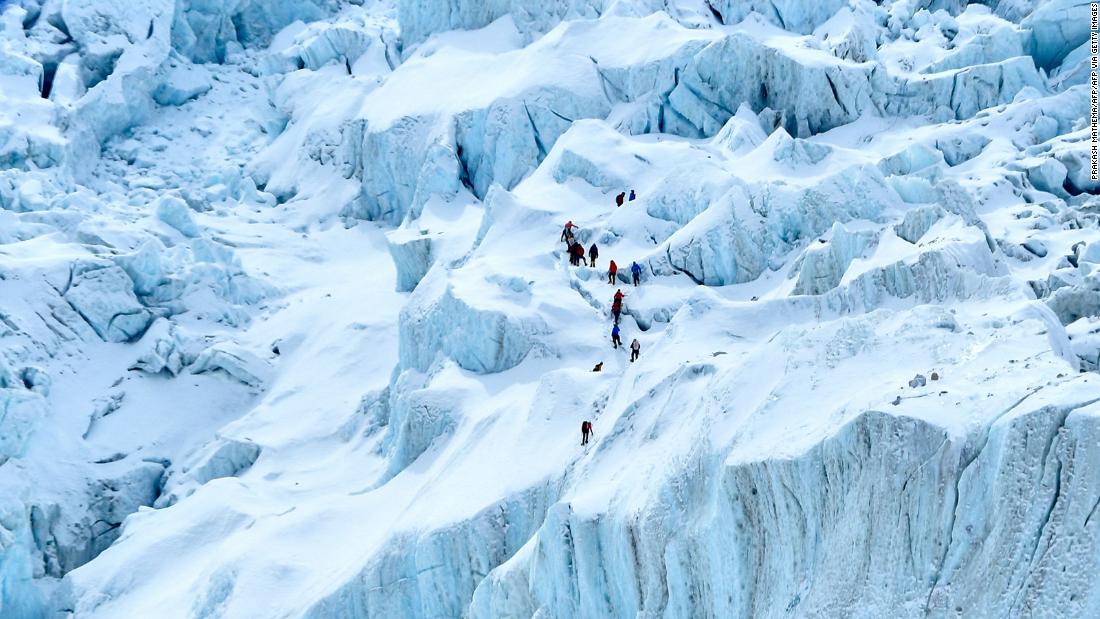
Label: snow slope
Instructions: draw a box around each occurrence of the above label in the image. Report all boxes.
[1,0,1099,617]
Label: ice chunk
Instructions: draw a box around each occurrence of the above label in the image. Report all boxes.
[1021,0,1092,69]
[551,149,629,193]
[894,205,946,243]
[661,166,895,285]
[154,195,202,237]
[387,229,437,293]
[766,128,833,165]
[0,388,46,464]
[791,223,878,295]
[30,461,164,577]
[48,53,85,105]
[189,342,272,389]
[935,133,991,166]
[1027,158,1068,195]
[173,0,329,63]
[887,175,938,204]
[1050,41,1091,88]
[129,318,186,376]
[398,0,606,48]
[382,375,461,477]
[399,273,550,374]
[152,60,212,106]
[878,143,944,176]
[708,0,849,33]
[64,261,154,343]
[157,436,262,507]
[712,104,767,154]
[1056,146,1100,195]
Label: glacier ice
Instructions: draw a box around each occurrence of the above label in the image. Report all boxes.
[189,342,272,389]
[154,194,202,238]
[790,223,878,295]
[63,261,155,343]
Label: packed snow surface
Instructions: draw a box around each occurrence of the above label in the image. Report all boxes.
[1,0,1099,617]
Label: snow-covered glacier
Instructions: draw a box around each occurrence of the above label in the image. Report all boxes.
[1,0,1099,617]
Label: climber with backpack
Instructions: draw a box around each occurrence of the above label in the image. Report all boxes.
[613,289,625,305]
[581,420,593,445]
[608,260,618,284]
[631,261,642,286]
[573,242,587,266]
[589,243,599,269]
[615,192,625,207]
[561,221,577,243]
[612,300,622,325]
[630,338,641,362]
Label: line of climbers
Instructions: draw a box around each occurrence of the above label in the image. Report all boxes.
[614,189,636,207]
[560,206,644,447]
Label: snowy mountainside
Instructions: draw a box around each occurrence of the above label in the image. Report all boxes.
[1,0,1099,617]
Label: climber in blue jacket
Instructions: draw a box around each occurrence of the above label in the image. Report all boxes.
[611,324,622,348]
[631,261,642,286]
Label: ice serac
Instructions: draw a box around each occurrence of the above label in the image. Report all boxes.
[189,342,272,389]
[667,32,1044,139]
[791,223,877,296]
[708,0,848,32]
[342,52,609,225]
[398,270,549,374]
[661,165,894,286]
[380,374,462,478]
[0,388,47,465]
[157,437,262,507]
[302,483,559,619]
[63,261,155,343]
[397,0,610,48]
[386,229,437,292]
[29,461,164,579]
[62,0,175,170]
[172,0,334,63]
[1020,0,1092,70]
[473,387,1100,618]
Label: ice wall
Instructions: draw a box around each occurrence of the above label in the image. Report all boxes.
[472,388,1100,618]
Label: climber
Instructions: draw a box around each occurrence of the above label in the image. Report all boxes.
[563,228,575,246]
[631,261,642,286]
[573,242,587,266]
[608,260,618,284]
[628,189,636,201]
[611,323,622,348]
[612,301,622,325]
[560,220,577,243]
[630,338,641,362]
[581,420,593,445]
[613,288,625,304]
[589,243,599,269]
[592,362,603,372]
[615,192,625,207]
